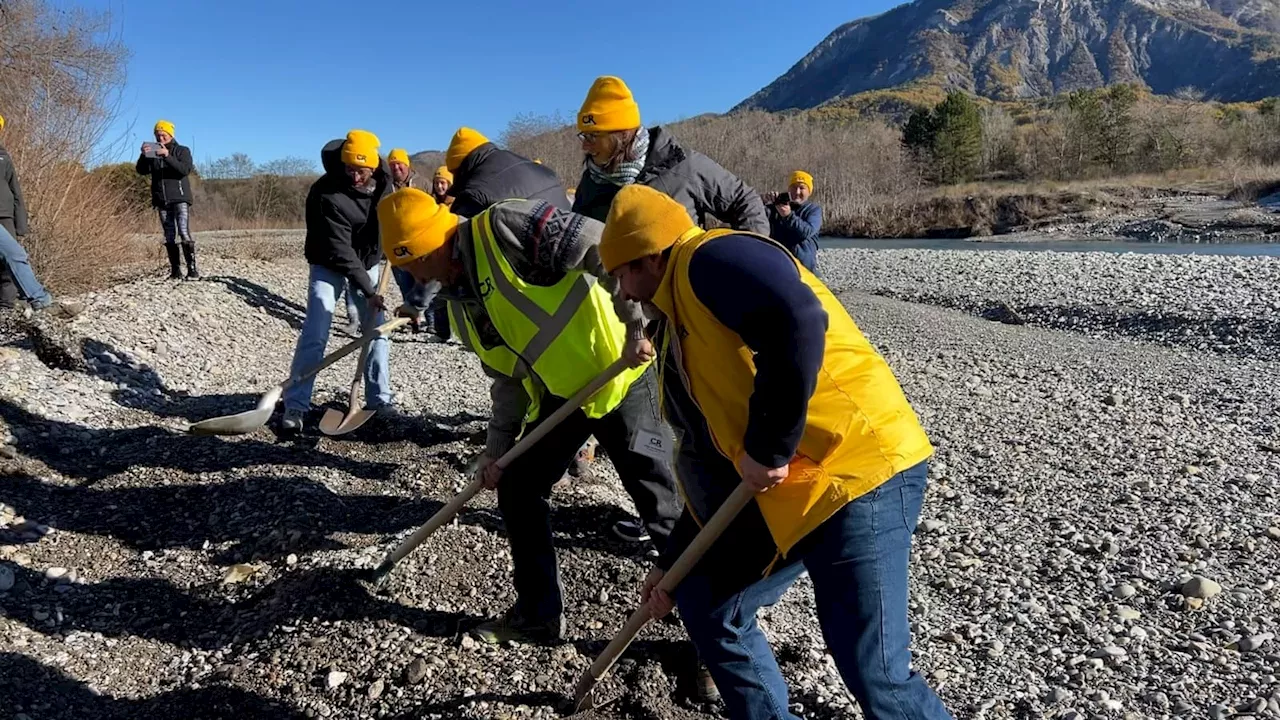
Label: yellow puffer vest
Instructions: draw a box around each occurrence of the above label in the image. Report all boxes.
[447,203,647,424]
[654,229,933,556]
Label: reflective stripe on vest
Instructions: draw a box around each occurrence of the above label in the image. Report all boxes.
[468,202,646,419]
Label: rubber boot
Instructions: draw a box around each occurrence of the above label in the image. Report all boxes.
[181,242,199,280]
[165,244,182,280]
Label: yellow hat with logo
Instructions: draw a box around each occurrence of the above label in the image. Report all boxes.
[388,148,411,167]
[788,170,814,192]
[154,119,175,136]
[378,188,461,266]
[578,76,641,133]
[341,129,381,170]
[600,185,697,273]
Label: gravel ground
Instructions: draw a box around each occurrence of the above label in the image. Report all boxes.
[822,247,1280,359]
[2,243,1279,719]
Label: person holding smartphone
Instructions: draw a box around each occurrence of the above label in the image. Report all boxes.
[136,120,198,279]
[764,171,822,275]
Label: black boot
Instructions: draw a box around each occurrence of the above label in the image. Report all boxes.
[181,242,199,280]
[165,244,182,280]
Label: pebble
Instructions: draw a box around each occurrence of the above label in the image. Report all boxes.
[44,567,69,582]
[0,565,13,592]
[1238,634,1274,653]
[325,670,347,690]
[1183,576,1223,600]
[366,679,384,700]
[1112,583,1136,599]
[403,658,428,685]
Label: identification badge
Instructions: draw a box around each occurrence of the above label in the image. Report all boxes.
[630,424,678,464]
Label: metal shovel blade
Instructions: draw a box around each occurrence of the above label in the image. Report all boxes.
[318,406,377,436]
[187,385,283,436]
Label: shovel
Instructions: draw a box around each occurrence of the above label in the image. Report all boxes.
[187,316,410,436]
[320,262,392,436]
[360,358,629,589]
[571,482,757,714]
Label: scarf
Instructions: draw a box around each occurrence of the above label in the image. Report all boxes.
[586,127,650,187]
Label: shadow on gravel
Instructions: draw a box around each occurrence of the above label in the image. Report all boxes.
[0,564,479,649]
[0,472,443,561]
[0,400,396,484]
[0,653,304,719]
[80,337,266,422]
[211,275,307,330]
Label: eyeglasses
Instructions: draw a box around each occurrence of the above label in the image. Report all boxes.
[577,132,601,143]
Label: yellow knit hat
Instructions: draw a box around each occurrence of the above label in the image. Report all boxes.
[340,129,380,169]
[0,115,6,131]
[445,127,490,172]
[600,185,697,273]
[154,119,175,137]
[378,188,461,266]
[788,170,814,193]
[388,148,411,167]
[578,76,641,133]
[433,165,453,183]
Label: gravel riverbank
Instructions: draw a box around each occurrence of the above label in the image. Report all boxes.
[2,244,1279,719]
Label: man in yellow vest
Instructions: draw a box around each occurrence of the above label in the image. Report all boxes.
[376,188,681,645]
[598,184,952,720]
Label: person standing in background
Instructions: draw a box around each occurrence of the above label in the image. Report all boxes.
[0,113,29,308]
[765,171,822,275]
[430,165,452,205]
[136,120,198,280]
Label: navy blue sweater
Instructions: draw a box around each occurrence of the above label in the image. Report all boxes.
[687,233,828,467]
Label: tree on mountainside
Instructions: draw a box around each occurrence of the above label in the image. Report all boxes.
[203,153,256,179]
[902,91,983,183]
[256,156,316,177]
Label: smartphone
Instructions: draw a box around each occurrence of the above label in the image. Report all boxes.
[774,191,792,205]
[143,142,160,158]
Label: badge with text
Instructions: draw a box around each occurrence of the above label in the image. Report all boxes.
[630,424,678,463]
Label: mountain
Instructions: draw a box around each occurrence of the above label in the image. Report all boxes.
[737,0,1280,111]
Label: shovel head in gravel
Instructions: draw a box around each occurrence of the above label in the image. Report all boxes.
[319,262,391,437]
[360,359,630,590]
[187,317,409,436]
[570,482,756,715]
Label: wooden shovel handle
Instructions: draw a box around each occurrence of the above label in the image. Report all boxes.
[286,316,409,390]
[376,358,631,571]
[346,261,394,401]
[575,482,757,700]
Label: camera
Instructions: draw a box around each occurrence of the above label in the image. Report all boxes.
[774,191,792,206]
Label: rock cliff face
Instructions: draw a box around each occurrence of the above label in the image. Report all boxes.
[737,0,1280,110]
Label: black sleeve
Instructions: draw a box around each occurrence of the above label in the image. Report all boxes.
[318,196,376,296]
[135,153,152,175]
[162,145,193,177]
[450,189,487,219]
[687,235,828,467]
[657,509,698,571]
[8,164,28,236]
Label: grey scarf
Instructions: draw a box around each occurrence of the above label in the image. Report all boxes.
[586,127,650,187]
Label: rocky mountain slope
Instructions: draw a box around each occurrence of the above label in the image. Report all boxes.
[738,0,1280,111]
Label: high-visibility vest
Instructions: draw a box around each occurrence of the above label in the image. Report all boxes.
[447,202,647,423]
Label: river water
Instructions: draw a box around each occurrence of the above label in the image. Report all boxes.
[821,237,1280,257]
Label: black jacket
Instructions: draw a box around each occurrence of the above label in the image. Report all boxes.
[572,126,769,234]
[449,143,569,219]
[0,144,28,235]
[303,139,392,296]
[135,140,194,208]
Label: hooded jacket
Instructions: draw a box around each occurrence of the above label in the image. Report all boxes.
[0,144,28,235]
[572,126,769,235]
[768,200,823,273]
[448,143,570,219]
[303,139,393,296]
[135,140,194,208]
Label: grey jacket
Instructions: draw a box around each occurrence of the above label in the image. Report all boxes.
[438,199,645,456]
[572,126,769,235]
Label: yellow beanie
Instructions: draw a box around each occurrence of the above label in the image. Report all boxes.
[378,188,461,267]
[0,115,5,131]
[445,127,490,172]
[578,76,641,133]
[433,165,453,183]
[341,129,380,169]
[388,148,411,167]
[154,119,175,137]
[788,170,814,193]
[600,185,697,273]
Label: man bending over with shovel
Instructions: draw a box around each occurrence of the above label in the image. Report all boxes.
[376,188,680,644]
[282,130,401,434]
[598,185,953,720]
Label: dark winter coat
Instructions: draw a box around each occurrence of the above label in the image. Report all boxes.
[572,126,769,235]
[303,139,393,296]
[135,140,194,208]
[767,201,823,274]
[0,144,29,236]
[448,143,570,219]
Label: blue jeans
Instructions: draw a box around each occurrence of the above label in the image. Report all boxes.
[675,462,951,720]
[284,264,392,412]
[0,223,51,308]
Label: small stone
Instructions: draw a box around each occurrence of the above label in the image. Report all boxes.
[0,565,14,592]
[44,567,69,582]
[286,554,298,566]
[325,670,347,690]
[1101,699,1123,712]
[1104,393,1122,407]
[597,588,608,603]
[1183,576,1223,600]
[1046,687,1070,704]
[403,658,428,685]
[1238,634,1274,653]
[1185,465,1202,476]
[1113,583,1136,599]
[1115,606,1141,621]
[921,519,946,534]
[1090,689,1111,702]
[1209,703,1231,720]
[367,679,385,700]
[460,634,477,650]
[1187,597,1205,611]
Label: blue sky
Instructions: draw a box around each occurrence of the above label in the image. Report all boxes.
[73,0,900,168]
